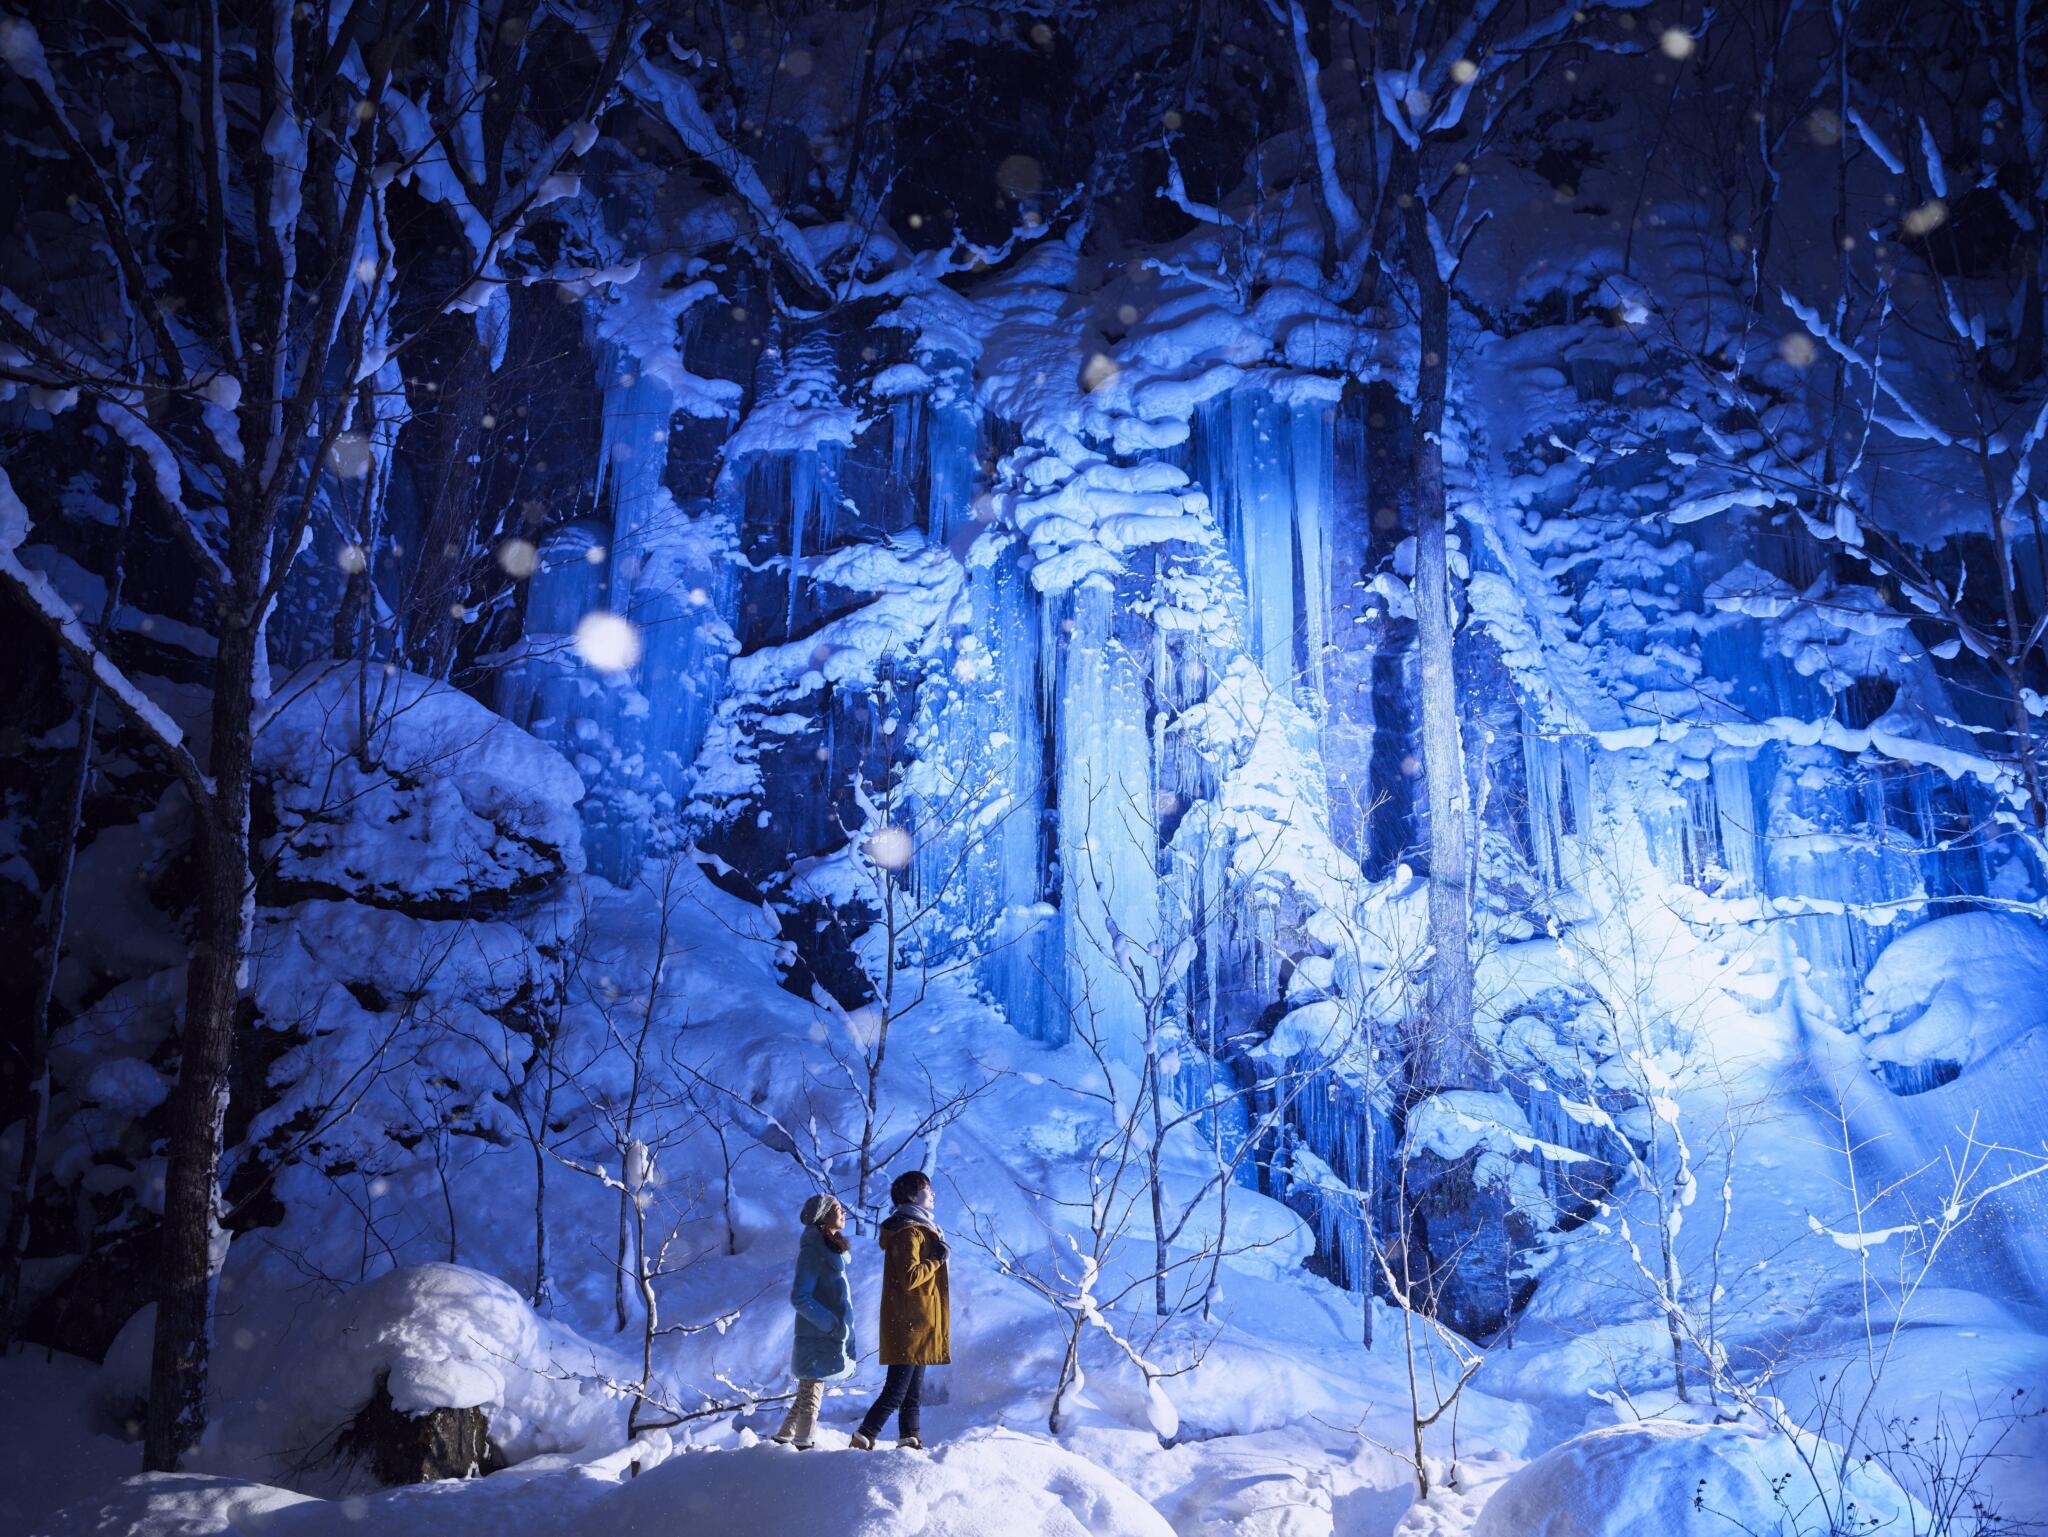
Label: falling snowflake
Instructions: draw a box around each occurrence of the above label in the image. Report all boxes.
[574,611,642,672]
[337,543,368,575]
[1902,199,1947,236]
[326,433,373,479]
[1659,28,1695,59]
[865,824,913,870]
[497,537,538,578]
[997,155,1042,197]
[845,1005,882,1048]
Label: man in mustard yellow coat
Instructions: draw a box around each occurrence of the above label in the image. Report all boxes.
[849,1169,950,1449]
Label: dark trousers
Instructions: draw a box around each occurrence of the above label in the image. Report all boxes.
[857,1363,925,1440]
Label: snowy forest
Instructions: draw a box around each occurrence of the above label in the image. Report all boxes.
[3,0,2047,1532]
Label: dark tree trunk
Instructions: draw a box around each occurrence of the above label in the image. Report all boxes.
[400,335,489,677]
[144,569,259,1471]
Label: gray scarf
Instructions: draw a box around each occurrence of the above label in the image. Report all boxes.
[888,1201,946,1246]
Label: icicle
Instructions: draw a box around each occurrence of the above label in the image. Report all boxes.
[1522,728,1565,889]
[1286,397,1334,705]
[1056,579,1159,1053]
[1712,752,1761,894]
[922,353,979,543]
[1197,391,1301,701]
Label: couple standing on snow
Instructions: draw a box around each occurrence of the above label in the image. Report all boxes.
[772,1169,951,1451]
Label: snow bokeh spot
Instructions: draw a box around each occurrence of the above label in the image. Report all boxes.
[574,610,642,672]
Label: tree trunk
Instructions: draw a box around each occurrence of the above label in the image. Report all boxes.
[1048,1319,1084,1436]
[1405,193,1479,1091]
[144,608,258,1471]
[531,1133,551,1311]
[1149,1054,1170,1317]
[529,1059,553,1311]
[1659,1214,1689,1401]
[399,336,488,677]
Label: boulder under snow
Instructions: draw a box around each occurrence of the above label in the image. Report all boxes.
[1472,1416,1924,1537]
[256,663,585,911]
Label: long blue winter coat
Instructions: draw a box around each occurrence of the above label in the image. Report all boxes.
[788,1226,857,1382]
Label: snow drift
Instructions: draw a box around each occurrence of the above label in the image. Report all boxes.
[1471,1417,1924,1537]
[36,1427,1177,1537]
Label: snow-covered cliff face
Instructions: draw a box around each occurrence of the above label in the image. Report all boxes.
[5,0,2048,1486]
[528,84,2048,1328]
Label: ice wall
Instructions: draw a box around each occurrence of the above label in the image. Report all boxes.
[1050,578,1161,1050]
[1191,389,1332,707]
[505,245,2046,1320]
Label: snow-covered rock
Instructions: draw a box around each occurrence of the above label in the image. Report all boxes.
[256,664,585,909]
[1472,1417,1924,1537]
[1856,912,2048,1082]
[248,1264,629,1471]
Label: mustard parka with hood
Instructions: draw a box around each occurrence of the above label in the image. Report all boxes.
[875,1204,950,1366]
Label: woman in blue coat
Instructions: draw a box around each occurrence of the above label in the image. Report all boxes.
[772,1192,857,1448]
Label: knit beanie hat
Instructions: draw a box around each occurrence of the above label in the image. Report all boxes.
[800,1193,842,1228]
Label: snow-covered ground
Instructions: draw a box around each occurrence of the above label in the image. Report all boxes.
[12,835,2048,1536]
[8,5,2048,1535]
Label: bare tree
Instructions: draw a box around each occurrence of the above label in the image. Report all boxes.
[0,4,639,1466]
[0,464,131,1348]
[1374,1146,1493,1500]
[1495,819,1763,1406]
[777,678,1029,1219]
[544,928,750,1451]
[1264,0,1649,1087]
[958,961,1211,1440]
[1704,1101,2048,1535]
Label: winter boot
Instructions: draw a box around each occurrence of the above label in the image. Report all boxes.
[774,1380,823,1449]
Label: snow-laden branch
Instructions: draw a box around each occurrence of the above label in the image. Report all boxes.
[618,46,833,303]
[0,284,236,594]
[1781,291,1955,445]
[0,466,211,805]
[0,14,191,390]
[93,399,235,593]
[1157,147,1230,227]
[1270,0,1364,250]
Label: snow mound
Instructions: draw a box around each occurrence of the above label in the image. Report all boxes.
[252,1264,628,1469]
[1856,912,2048,1082]
[628,1430,1176,1537]
[1472,1418,1924,1537]
[256,664,585,909]
[40,1429,1175,1537]
[39,1475,315,1537]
